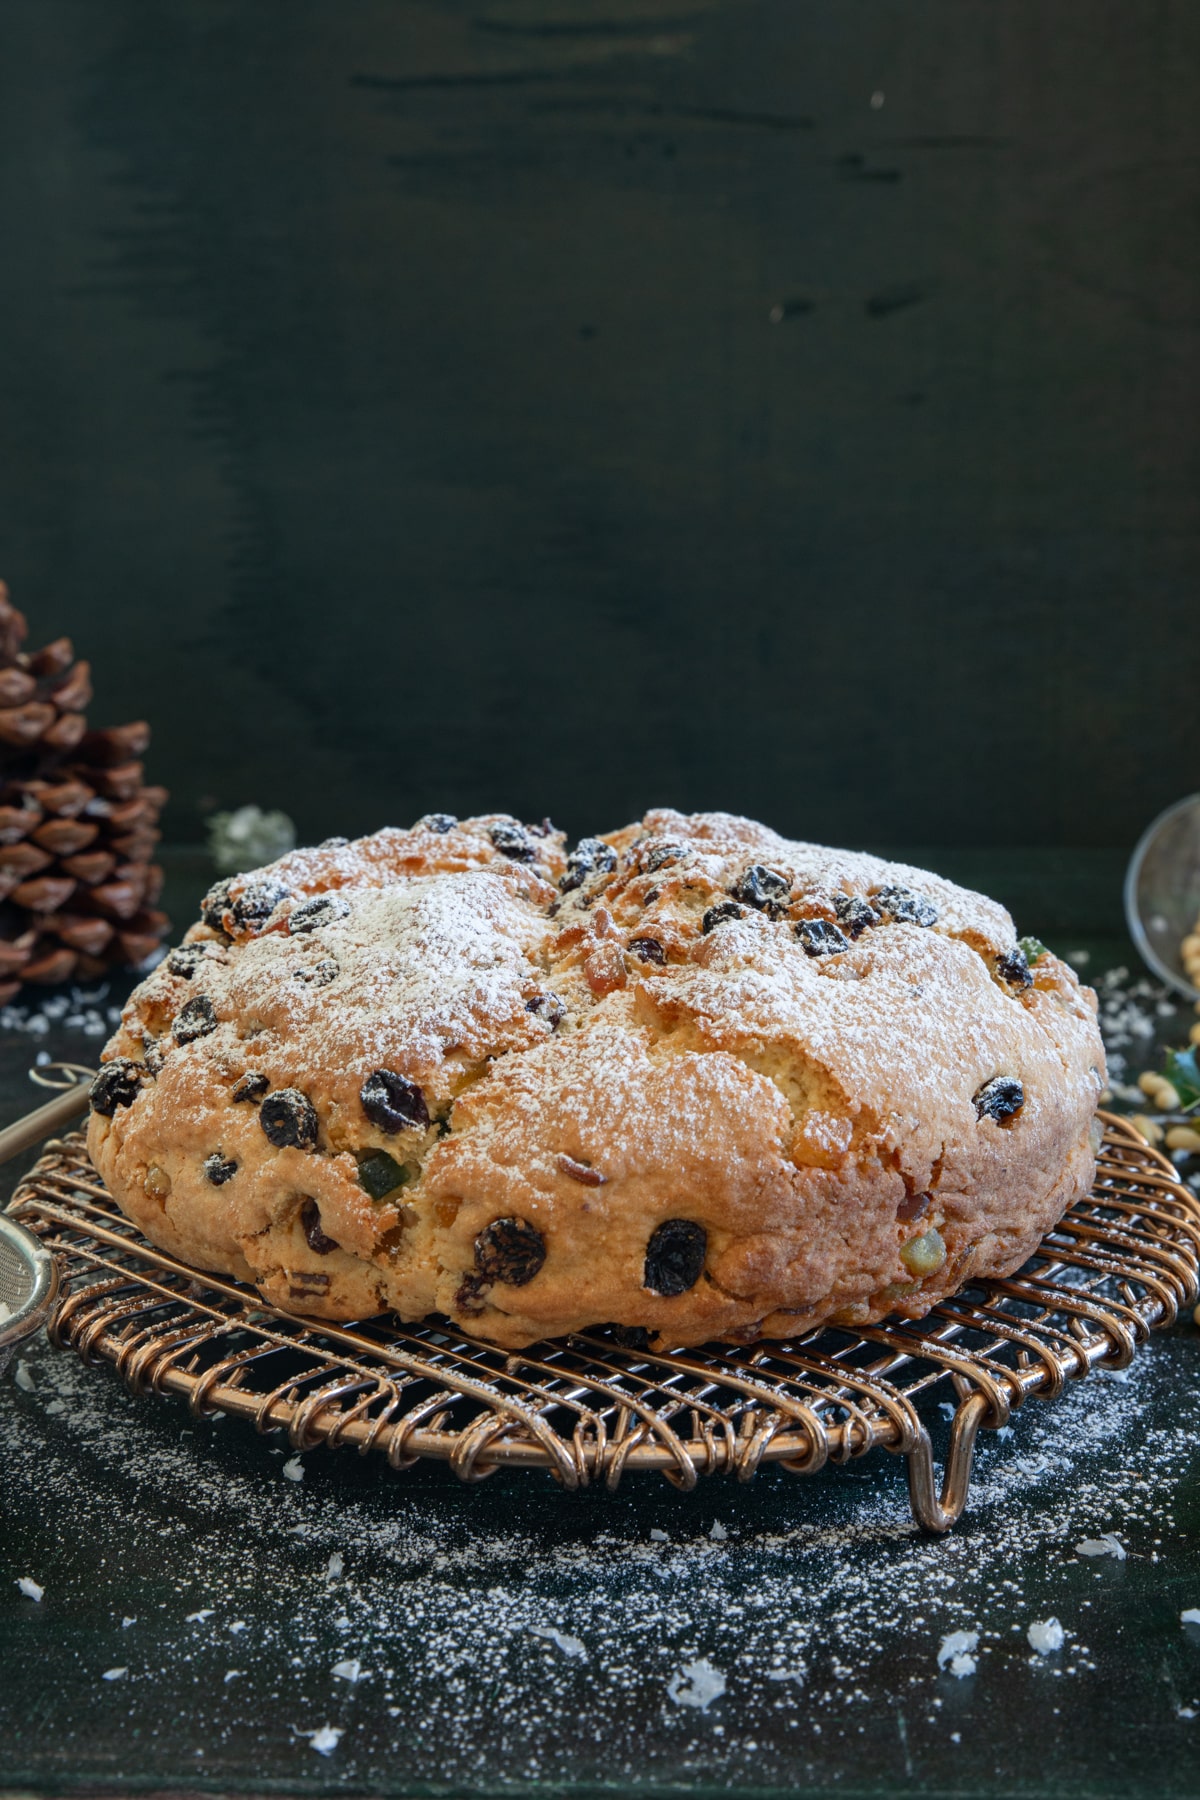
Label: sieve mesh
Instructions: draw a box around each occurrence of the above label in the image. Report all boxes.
[0,1236,33,1312]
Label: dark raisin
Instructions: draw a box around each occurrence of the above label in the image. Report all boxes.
[289,893,351,934]
[973,1076,1024,1124]
[357,1149,409,1200]
[796,919,850,957]
[231,1070,269,1103]
[702,900,743,934]
[474,1217,546,1286]
[289,1270,330,1295]
[174,995,217,1043]
[294,957,339,987]
[143,1039,167,1077]
[527,817,556,837]
[525,991,566,1027]
[834,895,881,938]
[489,821,536,862]
[896,1190,931,1222]
[455,1272,487,1314]
[560,836,617,893]
[419,813,456,834]
[260,1087,319,1150]
[995,947,1032,991]
[300,1199,337,1254]
[873,885,939,927]
[627,937,666,965]
[360,1068,430,1134]
[644,1219,707,1295]
[167,944,209,979]
[643,838,691,873]
[200,879,233,931]
[732,865,792,911]
[319,835,349,848]
[229,877,290,929]
[611,1324,650,1350]
[203,1153,237,1186]
[89,1058,143,1116]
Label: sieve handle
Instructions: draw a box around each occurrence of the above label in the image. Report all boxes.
[0,1072,93,1167]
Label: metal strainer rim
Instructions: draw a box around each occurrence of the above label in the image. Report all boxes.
[1124,790,1200,999]
[0,1213,58,1349]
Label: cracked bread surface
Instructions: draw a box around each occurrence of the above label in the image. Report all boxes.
[87,808,1106,1349]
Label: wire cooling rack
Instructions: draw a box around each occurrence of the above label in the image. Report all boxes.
[9,1113,1198,1530]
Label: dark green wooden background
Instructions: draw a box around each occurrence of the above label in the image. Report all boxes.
[0,0,1196,853]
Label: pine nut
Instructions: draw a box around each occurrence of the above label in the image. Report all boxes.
[1165,1125,1200,1152]
[1129,1114,1164,1146]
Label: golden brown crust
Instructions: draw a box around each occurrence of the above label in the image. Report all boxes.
[87,809,1106,1348]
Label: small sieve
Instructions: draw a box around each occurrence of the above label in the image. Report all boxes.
[1125,793,1200,999]
[0,1061,92,1373]
[0,1214,57,1376]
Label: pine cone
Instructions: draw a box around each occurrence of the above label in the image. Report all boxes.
[0,582,170,1002]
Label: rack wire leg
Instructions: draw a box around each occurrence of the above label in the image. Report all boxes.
[903,1391,991,1531]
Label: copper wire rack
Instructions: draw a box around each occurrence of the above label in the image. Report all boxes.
[9,1112,1199,1530]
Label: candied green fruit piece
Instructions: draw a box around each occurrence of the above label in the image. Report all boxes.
[1164,1046,1200,1111]
[900,1226,947,1278]
[357,1150,411,1201]
[1018,935,1048,966]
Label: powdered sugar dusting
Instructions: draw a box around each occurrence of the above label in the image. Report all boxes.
[265,817,563,890]
[223,874,553,1080]
[3,1309,1198,1788]
[637,809,1017,949]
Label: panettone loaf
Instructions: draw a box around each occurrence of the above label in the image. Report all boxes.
[87,809,1105,1349]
